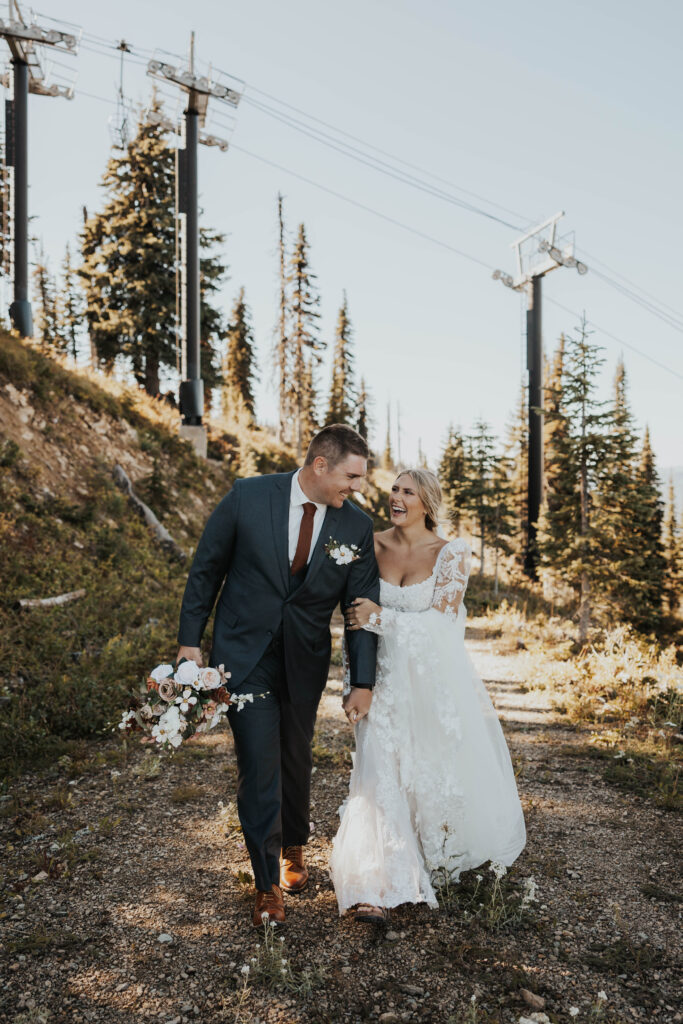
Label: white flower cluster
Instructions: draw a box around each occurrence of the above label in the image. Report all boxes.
[325,537,361,565]
[521,875,538,908]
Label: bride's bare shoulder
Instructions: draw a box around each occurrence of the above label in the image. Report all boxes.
[373,529,395,554]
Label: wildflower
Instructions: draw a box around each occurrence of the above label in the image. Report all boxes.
[569,1009,579,1018]
[240,964,250,976]
[175,687,198,714]
[475,875,483,883]
[118,710,137,730]
[490,860,507,880]
[470,994,477,1003]
[261,911,269,923]
[597,991,607,1001]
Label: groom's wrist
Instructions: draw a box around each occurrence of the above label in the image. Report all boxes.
[350,683,373,690]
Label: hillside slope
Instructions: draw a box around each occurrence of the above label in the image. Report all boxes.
[0,335,296,773]
[0,334,391,774]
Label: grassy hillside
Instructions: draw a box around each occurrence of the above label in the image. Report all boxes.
[0,335,303,775]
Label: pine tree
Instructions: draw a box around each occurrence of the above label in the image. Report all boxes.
[288,223,323,456]
[80,112,176,392]
[417,439,428,468]
[540,335,576,575]
[355,377,372,442]
[536,318,611,642]
[593,358,643,624]
[57,244,83,361]
[438,426,468,535]
[32,245,60,351]
[222,287,257,421]
[80,109,226,397]
[325,291,356,425]
[504,381,528,571]
[490,453,515,595]
[663,477,680,615]
[299,358,319,452]
[275,194,293,445]
[629,427,666,628]
[460,419,500,575]
[0,145,10,298]
[381,404,394,471]
[199,226,229,412]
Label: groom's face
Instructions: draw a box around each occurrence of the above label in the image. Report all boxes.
[313,454,367,508]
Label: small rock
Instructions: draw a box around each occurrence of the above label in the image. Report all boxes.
[115,982,129,992]
[385,930,400,941]
[379,1015,400,1024]
[157,933,174,944]
[31,871,49,882]
[520,989,545,1011]
[400,984,424,996]
[341,966,352,974]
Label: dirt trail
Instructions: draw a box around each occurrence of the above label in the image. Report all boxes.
[1,624,680,1024]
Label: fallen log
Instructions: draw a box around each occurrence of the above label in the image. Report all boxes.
[112,464,186,562]
[17,588,86,610]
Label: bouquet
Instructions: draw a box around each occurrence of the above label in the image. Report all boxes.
[118,659,267,751]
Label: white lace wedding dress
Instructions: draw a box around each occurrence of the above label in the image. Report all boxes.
[329,538,526,913]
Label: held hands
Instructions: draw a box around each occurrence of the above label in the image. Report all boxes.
[176,645,203,668]
[345,597,381,631]
[342,686,373,725]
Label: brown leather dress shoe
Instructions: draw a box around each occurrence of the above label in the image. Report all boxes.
[280,845,309,893]
[253,884,285,927]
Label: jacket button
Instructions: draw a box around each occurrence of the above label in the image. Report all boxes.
[266,630,273,637]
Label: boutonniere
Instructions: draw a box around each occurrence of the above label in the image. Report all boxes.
[324,537,361,565]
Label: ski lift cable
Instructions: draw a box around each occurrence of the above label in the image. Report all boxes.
[231,141,683,384]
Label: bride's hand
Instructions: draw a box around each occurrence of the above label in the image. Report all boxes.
[345,598,381,630]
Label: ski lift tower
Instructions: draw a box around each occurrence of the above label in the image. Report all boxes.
[493,212,588,579]
[147,34,242,458]
[0,1,79,337]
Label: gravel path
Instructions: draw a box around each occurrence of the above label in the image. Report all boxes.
[1,622,681,1024]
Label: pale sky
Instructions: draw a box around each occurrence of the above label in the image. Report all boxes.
[14,0,683,470]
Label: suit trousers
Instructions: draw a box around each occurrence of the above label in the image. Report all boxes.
[227,631,322,891]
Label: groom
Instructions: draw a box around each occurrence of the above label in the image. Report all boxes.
[176,424,379,926]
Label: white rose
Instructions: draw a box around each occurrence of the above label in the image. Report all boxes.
[198,667,222,690]
[174,660,201,687]
[150,664,174,682]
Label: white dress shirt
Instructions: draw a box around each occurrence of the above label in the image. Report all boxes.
[288,471,327,566]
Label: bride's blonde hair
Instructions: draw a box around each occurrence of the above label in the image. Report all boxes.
[396,468,442,531]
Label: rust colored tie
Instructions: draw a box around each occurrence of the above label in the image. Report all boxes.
[291,502,317,576]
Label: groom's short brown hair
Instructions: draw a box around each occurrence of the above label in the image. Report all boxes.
[304,424,369,467]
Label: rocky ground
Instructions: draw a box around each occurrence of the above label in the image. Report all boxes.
[1,620,681,1024]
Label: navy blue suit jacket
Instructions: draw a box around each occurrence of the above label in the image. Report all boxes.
[178,471,379,703]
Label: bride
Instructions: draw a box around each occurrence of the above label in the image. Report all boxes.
[329,468,526,921]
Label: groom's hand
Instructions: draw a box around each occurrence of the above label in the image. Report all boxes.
[176,645,203,668]
[343,687,372,725]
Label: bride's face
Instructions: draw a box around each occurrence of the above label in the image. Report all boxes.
[390,475,426,528]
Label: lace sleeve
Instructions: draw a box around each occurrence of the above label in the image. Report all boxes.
[431,540,471,617]
[361,607,400,635]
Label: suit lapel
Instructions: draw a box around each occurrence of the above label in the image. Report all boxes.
[295,505,341,597]
[271,471,295,593]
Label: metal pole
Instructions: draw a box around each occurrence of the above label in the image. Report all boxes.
[178,97,203,425]
[525,275,543,578]
[9,58,32,337]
